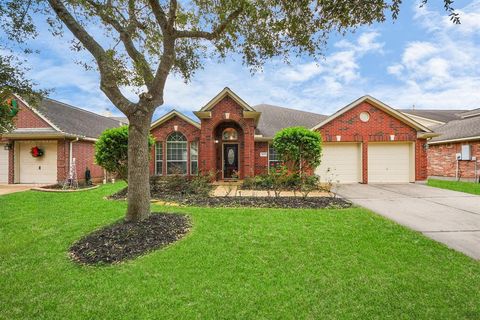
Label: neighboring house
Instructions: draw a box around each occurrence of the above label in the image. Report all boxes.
[150,88,434,183]
[0,95,124,184]
[426,109,480,182]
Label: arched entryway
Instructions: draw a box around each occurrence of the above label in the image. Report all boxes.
[214,121,244,180]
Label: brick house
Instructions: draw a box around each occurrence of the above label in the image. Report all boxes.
[3,88,477,185]
[0,95,124,184]
[423,109,480,182]
[149,88,434,183]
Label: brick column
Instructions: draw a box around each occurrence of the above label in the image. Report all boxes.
[362,141,368,184]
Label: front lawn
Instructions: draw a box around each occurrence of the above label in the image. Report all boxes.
[1,183,479,319]
[427,178,480,195]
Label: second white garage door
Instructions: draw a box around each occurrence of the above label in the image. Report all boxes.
[368,143,413,183]
[315,143,362,183]
[18,141,58,184]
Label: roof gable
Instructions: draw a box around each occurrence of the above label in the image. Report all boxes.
[11,94,124,139]
[151,110,200,130]
[312,95,432,133]
[199,87,254,112]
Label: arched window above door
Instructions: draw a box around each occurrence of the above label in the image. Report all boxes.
[222,128,238,141]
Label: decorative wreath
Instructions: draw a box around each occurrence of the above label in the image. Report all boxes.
[30,146,44,158]
[0,98,19,117]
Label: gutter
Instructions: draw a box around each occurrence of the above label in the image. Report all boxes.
[428,135,480,145]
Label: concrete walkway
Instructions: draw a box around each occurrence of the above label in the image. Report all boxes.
[0,184,38,196]
[337,183,480,260]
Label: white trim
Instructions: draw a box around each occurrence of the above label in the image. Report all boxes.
[428,135,480,145]
[200,87,255,112]
[151,110,200,130]
[401,112,445,126]
[12,94,62,132]
[166,132,188,175]
[154,141,163,176]
[311,95,433,133]
[267,143,281,172]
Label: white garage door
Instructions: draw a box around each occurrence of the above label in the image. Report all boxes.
[18,141,58,184]
[315,143,362,183]
[0,144,8,183]
[368,143,413,183]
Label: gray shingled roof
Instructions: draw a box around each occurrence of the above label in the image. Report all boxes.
[429,115,480,143]
[35,98,124,138]
[253,104,328,137]
[398,109,465,123]
[458,108,480,119]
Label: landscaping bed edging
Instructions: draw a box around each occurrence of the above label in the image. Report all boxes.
[33,184,100,192]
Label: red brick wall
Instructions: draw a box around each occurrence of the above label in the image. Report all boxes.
[15,101,53,129]
[149,116,201,176]
[254,142,268,175]
[72,141,104,182]
[316,101,427,182]
[428,141,480,180]
[199,96,256,179]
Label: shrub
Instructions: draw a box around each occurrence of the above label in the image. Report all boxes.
[272,126,322,175]
[150,170,215,199]
[95,126,155,183]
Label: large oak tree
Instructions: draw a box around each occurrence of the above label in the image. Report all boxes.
[0,0,459,221]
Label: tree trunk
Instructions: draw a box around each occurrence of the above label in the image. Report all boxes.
[125,108,154,222]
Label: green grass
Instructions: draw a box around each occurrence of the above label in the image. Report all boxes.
[1,183,479,319]
[427,178,480,195]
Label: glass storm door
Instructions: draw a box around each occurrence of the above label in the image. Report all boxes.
[223,144,239,179]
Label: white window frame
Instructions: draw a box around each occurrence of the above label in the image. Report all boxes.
[166,132,188,175]
[268,143,281,171]
[190,140,199,175]
[155,141,163,175]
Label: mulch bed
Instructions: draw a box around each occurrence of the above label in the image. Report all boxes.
[69,213,190,265]
[181,196,351,209]
[109,187,351,209]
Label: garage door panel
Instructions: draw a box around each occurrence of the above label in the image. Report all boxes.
[368,143,412,183]
[315,143,361,183]
[0,145,8,183]
[18,141,57,184]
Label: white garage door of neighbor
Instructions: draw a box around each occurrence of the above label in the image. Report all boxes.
[19,141,58,184]
[368,143,412,183]
[315,143,362,183]
[0,144,8,183]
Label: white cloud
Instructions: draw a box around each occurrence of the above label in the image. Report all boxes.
[381,0,480,109]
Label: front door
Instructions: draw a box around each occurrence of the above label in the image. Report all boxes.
[223,144,239,179]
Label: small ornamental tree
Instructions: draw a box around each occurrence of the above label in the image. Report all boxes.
[95,126,155,183]
[272,127,322,175]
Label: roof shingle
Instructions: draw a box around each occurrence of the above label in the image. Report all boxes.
[253,104,327,137]
[34,98,124,138]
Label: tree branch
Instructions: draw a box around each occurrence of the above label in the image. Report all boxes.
[147,0,168,32]
[85,0,154,88]
[47,0,133,113]
[175,7,243,39]
[168,0,177,28]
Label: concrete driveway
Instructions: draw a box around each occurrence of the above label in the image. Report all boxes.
[0,184,36,195]
[337,184,480,260]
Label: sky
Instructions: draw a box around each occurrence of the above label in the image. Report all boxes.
[15,0,480,120]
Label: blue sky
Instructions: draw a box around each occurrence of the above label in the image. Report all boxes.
[17,0,480,120]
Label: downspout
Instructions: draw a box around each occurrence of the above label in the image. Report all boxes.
[69,137,80,178]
